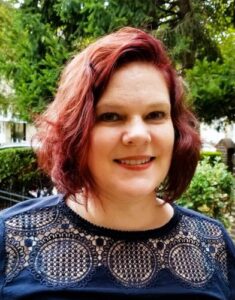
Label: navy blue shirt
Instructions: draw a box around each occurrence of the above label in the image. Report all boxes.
[0,195,235,299]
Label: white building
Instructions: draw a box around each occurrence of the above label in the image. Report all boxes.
[0,111,36,145]
[0,79,36,145]
[200,121,235,151]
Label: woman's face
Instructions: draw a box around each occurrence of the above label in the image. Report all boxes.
[87,61,174,199]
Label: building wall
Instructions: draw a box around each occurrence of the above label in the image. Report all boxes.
[0,122,12,144]
[26,124,37,141]
[0,120,36,145]
[5,122,12,143]
[0,122,6,144]
[200,122,235,145]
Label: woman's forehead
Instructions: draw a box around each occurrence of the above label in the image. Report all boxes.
[96,61,170,108]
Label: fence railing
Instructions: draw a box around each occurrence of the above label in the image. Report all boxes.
[0,189,32,210]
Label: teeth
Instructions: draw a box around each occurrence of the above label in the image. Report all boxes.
[119,158,151,165]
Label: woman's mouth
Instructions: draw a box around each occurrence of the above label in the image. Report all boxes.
[114,156,155,170]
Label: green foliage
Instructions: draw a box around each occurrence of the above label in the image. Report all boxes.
[0,1,69,120]
[5,8,69,120]
[0,0,234,122]
[53,0,154,39]
[203,0,234,35]
[0,147,52,194]
[185,28,235,123]
[200,151,222,164]
[178,158,235,228]
[185,56,235,123]
[0,1,18,70]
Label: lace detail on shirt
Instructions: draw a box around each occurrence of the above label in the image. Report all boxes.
[165,240,214,285]
[181,215,223,239]
[5,238,26,283]
[4,203,228,288]
[107,241,157,287]
[5,206,59,231]
[29,232,95,287]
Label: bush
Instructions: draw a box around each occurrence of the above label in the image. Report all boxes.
[0,147,52,196]
[178,158,235,228]
[200,151,222,165]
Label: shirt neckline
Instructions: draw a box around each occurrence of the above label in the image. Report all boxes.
[60,198,181,240]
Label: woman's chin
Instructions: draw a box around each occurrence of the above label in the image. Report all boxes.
[115,184,157,199]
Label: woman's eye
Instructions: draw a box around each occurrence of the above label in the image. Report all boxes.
[146,111,166,120]
[97,112,120,122]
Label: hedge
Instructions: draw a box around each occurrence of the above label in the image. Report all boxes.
[178,157,235,228]
[200,150,222,164]
[0,147,52,196]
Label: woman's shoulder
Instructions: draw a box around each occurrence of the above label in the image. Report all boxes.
[0,194,63,223]
[175,204,222,226]
[175,204,234,246]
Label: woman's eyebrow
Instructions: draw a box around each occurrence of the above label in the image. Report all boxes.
[96,101,170,111]
[96,103,123,111]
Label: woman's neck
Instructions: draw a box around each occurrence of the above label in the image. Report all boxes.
[66,192,174,231]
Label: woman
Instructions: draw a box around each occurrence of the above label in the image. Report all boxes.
[0,27,234,300]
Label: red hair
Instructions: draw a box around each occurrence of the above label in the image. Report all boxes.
[35,27,201,201]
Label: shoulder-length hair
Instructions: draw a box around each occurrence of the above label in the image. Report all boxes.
[34,27,201,202]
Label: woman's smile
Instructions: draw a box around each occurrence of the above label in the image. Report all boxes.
[114,156,156,170]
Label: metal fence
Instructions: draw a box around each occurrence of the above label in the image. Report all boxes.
[0,189,32,210]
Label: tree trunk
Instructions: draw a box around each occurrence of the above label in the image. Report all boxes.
[177,0,196,69]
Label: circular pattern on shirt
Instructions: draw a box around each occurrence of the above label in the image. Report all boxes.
[5,239,25,283]
[108,241,156,287]
[31,234,93,286]
[5,206,59,232]
[167,242,214,286]
[181,215,222,239]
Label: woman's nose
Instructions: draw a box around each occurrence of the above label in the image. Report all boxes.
[122,118,151,146]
